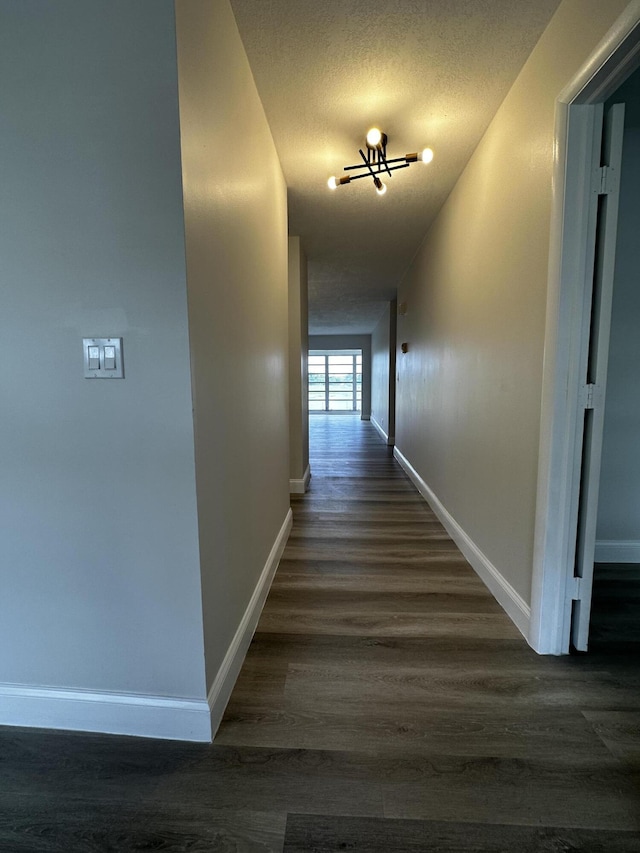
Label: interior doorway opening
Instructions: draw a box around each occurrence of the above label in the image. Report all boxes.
[588,70,640,653]
[309,350,362,414]
[531,7,640,655]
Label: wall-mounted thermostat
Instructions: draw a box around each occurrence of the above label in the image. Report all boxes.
[83,338,124,378]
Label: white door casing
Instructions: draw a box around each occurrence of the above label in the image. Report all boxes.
[530,3,640,655]
[571,102,625,651]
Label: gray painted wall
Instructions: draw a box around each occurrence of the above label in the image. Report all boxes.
[288,237,310,484]
[0,0,290,729]
[175,0,290,694]
[309,334,372,420]
[389,300,397,442]
[0,1,206,698]
[597,124,640,544]
[371,303,396,443]
[395,0,630,607]
[371,306,390,437]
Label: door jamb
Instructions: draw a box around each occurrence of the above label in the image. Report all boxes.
[530,2,640,655]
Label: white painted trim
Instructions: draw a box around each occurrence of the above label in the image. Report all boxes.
[370,415,388,443]
[0,684,212,742]
[531,4,640,655]
[595,540,640,562]
[289,465,311,494]
[371,415,395,446]
[207,508,292,738]
[531,103,598,654]
[0,509,293,743]
[558,2,640,106]
[394,447,531,639]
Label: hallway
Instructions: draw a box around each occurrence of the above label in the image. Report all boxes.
[1,416,639,851]
[218,415,640,849]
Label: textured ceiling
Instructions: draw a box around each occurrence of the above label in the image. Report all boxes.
[230,0,562,334]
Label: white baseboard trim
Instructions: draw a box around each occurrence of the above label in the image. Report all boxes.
[393,447,531,640]
[0,683,212,742]
[0,510,294,744]
[289,465,311,494]
[207,508,293,738]
[595,540,640,563]
[371,415,394,445]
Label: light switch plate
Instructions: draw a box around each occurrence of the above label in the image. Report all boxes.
[83,337,124,378]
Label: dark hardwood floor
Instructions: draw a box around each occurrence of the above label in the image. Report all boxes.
[1,414,639,851]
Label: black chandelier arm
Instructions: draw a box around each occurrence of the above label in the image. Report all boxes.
[341,170,384,183]
[357,147,392,178]
[343,161,411,175]
[374,147,393,178]
[344,154,416,171]
[358,148,379,182]
[343,172,369,183]
[329,131,431,191]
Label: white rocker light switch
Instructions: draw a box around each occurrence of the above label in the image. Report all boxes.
[83,338,124,379]
[103,345,116,370]
[88,346,100,370]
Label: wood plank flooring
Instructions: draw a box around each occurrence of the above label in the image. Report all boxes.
[1,414,639,851]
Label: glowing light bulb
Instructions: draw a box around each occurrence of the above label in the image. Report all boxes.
[421,147,434,164]
[375,180,387,196]
[366,127,383,148]
[328,176,338,190]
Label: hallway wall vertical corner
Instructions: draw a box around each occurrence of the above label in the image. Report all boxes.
[371,301,397,446]
[0,0,291,743]
[174,0,291,736]
[0,0,209,742]
[288,236,310,494]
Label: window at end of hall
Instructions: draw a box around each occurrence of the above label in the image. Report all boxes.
[308,350,362,413]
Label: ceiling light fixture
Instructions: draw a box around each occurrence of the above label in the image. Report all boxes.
[328,129,433,195]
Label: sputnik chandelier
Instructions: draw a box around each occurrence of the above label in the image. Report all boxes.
[328,128,434,196]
